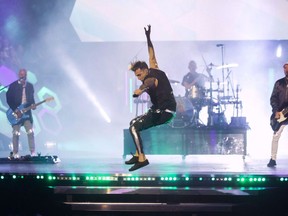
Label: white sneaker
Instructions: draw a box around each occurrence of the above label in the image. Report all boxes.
[13,153,20,159]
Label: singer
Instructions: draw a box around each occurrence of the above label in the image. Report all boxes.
[6,68,37,159]
[126,25,177,171]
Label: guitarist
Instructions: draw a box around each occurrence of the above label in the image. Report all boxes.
[268,63,288,167]
[6,68,36,159]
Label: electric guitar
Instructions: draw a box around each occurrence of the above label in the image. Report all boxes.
[6,97,54,125]
[270,107,288,131]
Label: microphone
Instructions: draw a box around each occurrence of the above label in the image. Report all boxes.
[216,44,224,47]
[19,78,26,82]
[133,87,149,97]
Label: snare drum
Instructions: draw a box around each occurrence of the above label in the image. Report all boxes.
[188,85,206,99]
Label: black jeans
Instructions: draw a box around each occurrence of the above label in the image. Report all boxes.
[129,109,175,154]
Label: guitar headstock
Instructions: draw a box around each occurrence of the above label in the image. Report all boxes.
[45,97,54,102]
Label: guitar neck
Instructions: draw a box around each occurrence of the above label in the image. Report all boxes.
[283,108,288,116]
[22,100,46,113]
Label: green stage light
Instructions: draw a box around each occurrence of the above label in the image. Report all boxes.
[36,175,44,179]
[161,176,178,181]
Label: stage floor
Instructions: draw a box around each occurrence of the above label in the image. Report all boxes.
[0,152,288,215]
[0,153,286,176]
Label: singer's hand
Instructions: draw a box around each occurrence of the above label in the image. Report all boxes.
[275,112,281,119]
[31,104,36,110]
[144,25,151,38]
[133,89,142,97]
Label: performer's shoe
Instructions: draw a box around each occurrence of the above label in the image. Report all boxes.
[8,152,20,160]
[267,159,276,167]
[125,154,139,165]
[31,152,37,157]
[129,159,149,172]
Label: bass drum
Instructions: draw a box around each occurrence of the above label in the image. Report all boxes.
[169,97,194,128]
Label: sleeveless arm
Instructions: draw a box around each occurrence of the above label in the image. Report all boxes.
[145,25,159,69]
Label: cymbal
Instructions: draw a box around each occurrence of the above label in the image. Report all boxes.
[208,63,218,67]
[216,63,239,70]
[169,79,180,84]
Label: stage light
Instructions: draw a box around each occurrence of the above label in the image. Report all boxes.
[276,44,282,58]
[36,175,44,179]
[129,78,133,113]
[59,55,111,123]
[160,176,178,181]
[280,177,288,182]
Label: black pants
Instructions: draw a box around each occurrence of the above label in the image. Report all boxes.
[129,109,174,154]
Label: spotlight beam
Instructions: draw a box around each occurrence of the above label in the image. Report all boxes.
[60,56,111,123]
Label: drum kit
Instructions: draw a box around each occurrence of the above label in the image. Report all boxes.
[133,63,243,129]
[169,63,242,128]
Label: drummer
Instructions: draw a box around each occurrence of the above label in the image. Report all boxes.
[181,60,210,126]
[181,60,208,99]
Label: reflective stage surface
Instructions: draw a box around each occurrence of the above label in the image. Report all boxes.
[0,153,288,215]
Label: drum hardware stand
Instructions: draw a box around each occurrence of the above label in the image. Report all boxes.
[217,44,226,99]
[206,66,215,127]
[201,55,215,128]
[189,105,205,128]
[235,84,242,117]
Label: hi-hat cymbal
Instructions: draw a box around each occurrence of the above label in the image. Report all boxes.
[169,79,180,84]
[216,63,239,70]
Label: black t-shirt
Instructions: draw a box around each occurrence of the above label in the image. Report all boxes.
[182,72,206,97]
[144,68,176,111]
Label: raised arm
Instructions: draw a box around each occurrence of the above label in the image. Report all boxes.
[144,25,159,69]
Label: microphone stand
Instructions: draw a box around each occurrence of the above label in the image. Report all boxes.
[217,44,225,98]
[0,82,12,92]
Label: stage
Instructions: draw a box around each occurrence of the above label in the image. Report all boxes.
[0,152,288,215]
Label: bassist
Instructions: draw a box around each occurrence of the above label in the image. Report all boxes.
[268,63,288,167]
[6,68,36,159]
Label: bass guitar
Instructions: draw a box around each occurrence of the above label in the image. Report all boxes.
[270,107,288,131]
[6,97,54,125]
